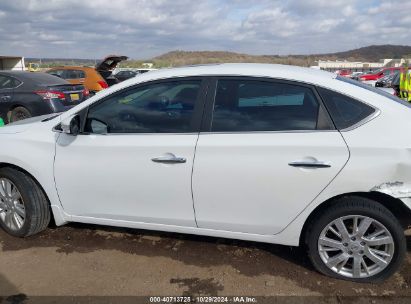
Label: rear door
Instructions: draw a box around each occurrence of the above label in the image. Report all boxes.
[192,77,349,235]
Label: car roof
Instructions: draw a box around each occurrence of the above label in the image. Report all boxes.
[48,66,95,71]
[56,63,411,123]
[0,71,69,85]
[120,63,336,87]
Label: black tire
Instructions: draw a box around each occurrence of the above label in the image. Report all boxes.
[0,167,50,237]
[306,196,406,283]
[9,106,32,123]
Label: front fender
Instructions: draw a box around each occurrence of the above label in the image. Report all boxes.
[0,126,69,225]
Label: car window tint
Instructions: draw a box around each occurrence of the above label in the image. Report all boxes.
[12,78,21,87]
[211,79,320,132]
[65,70,85,79]
[0,75,19,89]
[317,87,375,129]
[47,70,65,78]
[85,80,201,134]
[77,70,86,78]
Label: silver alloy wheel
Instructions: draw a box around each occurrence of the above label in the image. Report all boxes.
[0,178,26,231]
[318,215,394,279]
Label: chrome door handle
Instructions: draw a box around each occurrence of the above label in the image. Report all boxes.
[151,153,186,164]
[288,160,331,168]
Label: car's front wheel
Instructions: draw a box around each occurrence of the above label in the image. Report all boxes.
[0,167,50,237]
[306,196,406,282]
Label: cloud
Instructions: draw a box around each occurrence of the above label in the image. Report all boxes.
[0,0,410,58]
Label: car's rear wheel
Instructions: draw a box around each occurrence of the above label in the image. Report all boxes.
[9,106,32,123]
[0,167,50,237]
[306,196,406,282]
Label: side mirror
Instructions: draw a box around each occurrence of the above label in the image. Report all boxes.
[61,115,80,136]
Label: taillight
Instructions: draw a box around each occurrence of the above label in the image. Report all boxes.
[35,90,65,100]
[83,88,90,97]
[97,80,108,89]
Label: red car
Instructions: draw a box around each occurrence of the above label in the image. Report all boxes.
[335,69,351,77]
[359,67,401,81]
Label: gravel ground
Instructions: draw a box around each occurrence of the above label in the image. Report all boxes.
[0,224,410,302]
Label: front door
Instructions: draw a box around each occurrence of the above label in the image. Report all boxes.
[193,78,350,235]
[54,77,206,227]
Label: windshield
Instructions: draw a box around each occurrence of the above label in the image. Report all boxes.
[336,76,411,108]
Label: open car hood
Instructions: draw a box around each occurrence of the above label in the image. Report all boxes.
[96,55,128,71]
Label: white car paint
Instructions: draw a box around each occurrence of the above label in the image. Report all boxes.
[54,133,198,227]
[361,80,377,87]
[193,132,349,234]
[377,87,395,95]
[0,63,410,247]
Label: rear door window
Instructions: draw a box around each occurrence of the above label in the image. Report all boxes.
[211,79,327,132]
[0,75,20,89]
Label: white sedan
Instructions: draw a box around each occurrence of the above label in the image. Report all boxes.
[0,64,410,282]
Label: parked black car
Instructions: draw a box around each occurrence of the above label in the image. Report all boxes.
[0,71,89,123]
[375,72,397,88]
[114,70,138,82]
[391,72,401,96]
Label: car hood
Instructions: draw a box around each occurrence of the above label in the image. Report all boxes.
[96,55,128,71]
[0,113,60,134]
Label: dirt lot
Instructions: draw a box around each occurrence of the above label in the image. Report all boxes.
[0,224,410,302]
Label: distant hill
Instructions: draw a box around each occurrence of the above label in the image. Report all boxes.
[151,50,313,67]
[309,44,411,61]
[153,51,277,66]
[26,44,411,68]
[151,45,411,67]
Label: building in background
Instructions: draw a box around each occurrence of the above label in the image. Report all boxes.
[0,56,25,70]
[317,58,410,72]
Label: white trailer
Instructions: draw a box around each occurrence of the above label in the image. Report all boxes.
[0,56,25,71]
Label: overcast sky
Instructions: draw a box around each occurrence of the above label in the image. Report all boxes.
[0,0,410,59]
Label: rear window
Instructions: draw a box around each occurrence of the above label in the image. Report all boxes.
[47,69,65,78]
[0,75,21,89]
[64,70,86,79]
[317,87,375,130]
[336,75,410,108]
